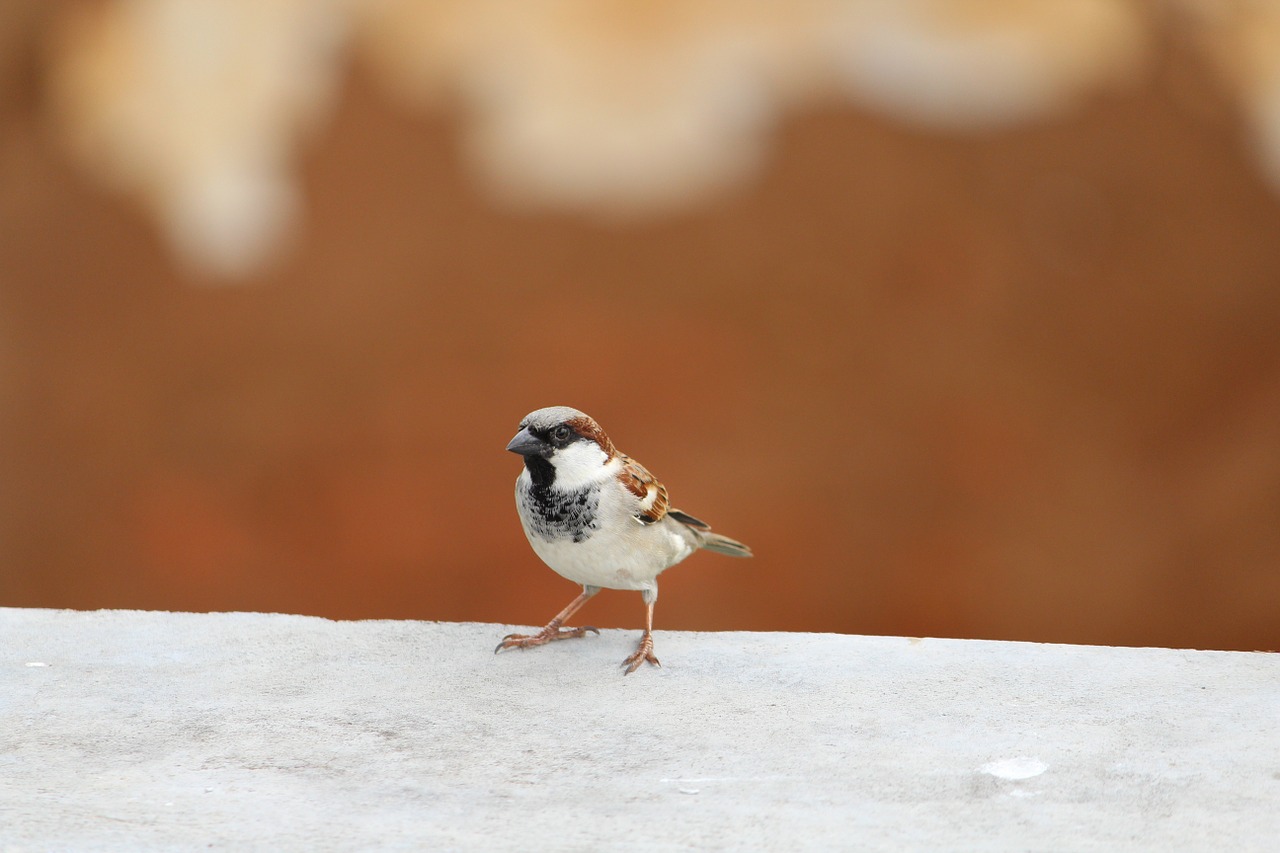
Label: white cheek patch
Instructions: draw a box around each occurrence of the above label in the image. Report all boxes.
[550,441,613,489]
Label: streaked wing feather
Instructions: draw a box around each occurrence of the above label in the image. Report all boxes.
[617,455,670,524]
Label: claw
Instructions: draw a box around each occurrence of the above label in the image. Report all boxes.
[494,625,600,655]
[621,632,661,675]
[496,588,601,659]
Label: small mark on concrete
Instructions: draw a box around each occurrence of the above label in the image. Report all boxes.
[25,662,48,667]
[979,757,1048,780]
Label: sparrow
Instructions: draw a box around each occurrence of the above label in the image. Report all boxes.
[497,406,752,674]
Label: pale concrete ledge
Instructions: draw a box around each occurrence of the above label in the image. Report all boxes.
[3,608,1278,850]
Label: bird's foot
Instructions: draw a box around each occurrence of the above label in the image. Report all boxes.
[495,622,599,654]
[622,631,661,675]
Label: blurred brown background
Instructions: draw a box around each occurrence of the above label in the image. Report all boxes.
[2,1,1278,651]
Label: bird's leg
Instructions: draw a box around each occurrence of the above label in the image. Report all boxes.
[496,586,600,653]
[622,591,661,674]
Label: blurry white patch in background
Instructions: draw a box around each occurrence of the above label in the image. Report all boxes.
[50,0,347,280]
[829,0,1146,128]
[38,0,1280,280]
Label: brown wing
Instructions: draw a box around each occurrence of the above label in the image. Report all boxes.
[616,455,670,525]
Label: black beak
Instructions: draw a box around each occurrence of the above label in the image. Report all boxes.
[506,427,547,457]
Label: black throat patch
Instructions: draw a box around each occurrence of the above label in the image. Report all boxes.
[523,455,556,488]
[519,477,600,544]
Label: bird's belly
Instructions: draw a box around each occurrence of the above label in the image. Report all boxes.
[524,521,694,591]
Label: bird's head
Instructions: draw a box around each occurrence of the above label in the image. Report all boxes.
[507,406,616,488]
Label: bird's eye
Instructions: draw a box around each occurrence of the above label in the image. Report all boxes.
[551,425,572,444]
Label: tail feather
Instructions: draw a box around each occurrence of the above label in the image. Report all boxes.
[668,507,752,557]
[698,532,753,558]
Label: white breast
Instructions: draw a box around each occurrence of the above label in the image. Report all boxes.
[515,473,699,593]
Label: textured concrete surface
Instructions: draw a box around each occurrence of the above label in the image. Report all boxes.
[2,608,1278,851]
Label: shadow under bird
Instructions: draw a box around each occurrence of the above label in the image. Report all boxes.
[498,406,752,674]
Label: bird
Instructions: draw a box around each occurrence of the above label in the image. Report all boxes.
[497,406,752,674]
